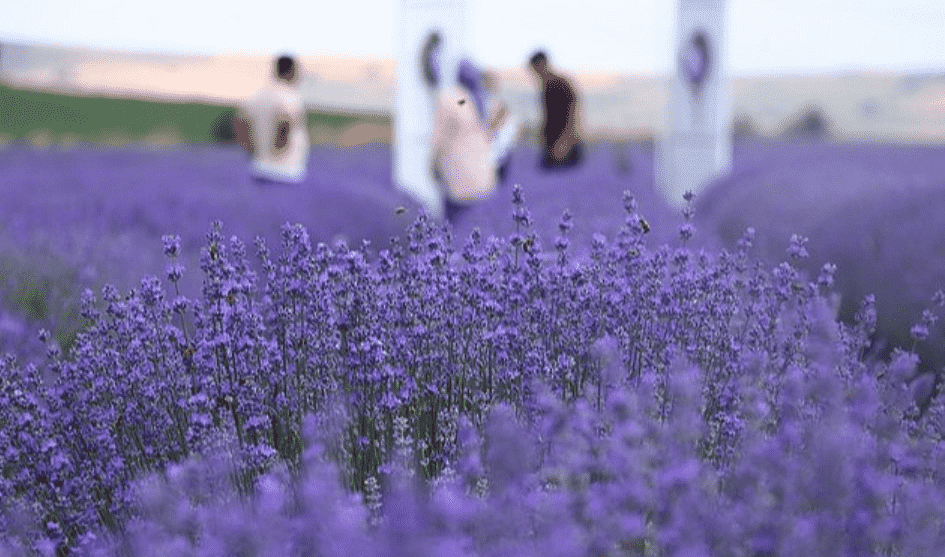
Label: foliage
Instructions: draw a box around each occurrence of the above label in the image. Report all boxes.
[0,83,384,146]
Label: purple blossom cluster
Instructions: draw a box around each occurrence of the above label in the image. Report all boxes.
[2,183,944,556]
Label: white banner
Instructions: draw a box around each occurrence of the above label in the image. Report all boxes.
[657,0,732,209]
[393,0,467,219]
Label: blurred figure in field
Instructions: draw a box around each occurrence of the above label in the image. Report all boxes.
[233,55,310,184]
[528,50,585,169]
[429,66,497,223]
[457,60,521,186]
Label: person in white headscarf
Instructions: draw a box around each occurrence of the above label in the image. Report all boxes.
[233,54,310,184]
[457,59,520,185]
[428,68,497,222]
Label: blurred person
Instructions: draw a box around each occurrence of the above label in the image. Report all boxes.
[233,54,310,184]
[428,73,497,223]
[457,59,520,185]
[528,50,585,169]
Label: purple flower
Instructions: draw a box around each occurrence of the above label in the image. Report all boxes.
[817,262,837,289]
[910,323,929,342]
[161,234,181,258]
[934,289,945,308]
[787,234,809,260]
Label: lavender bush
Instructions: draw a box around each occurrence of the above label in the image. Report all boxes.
[1,183,944,556]
[695,140,945,414]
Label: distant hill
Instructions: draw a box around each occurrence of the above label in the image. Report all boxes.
[0,82,391,148]
[2,41,945,145]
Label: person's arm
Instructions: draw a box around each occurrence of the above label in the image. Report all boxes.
[273,111,291,153]
[567,96,579,141]
[552,102,575,160]
[487,101,509,140]
[269,93,308,155]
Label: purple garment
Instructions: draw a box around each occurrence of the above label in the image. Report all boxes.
[457,58,487,122]
[427,49,441,86]
[681,32,710,88]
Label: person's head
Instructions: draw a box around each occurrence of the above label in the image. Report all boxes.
[275,55,298,84]
[528,50,549,78]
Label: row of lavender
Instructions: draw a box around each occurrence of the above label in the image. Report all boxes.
[694,140,945,406]
[0,142,669,366]
[2,185,944,556]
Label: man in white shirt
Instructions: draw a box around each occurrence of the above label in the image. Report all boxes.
[233,55,310,184]
[429,83,497,222]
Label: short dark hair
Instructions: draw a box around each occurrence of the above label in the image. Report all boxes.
[529,51,547,67]
[276,55,296,79]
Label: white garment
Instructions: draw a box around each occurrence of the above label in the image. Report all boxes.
[490,110,519,167]
[429,86,497,205]
[242,80,310,183]
[483,93,519,166]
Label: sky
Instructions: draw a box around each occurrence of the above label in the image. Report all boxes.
[0,0,943,76]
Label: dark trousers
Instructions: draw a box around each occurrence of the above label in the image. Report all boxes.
[541,142,584,169]
[497,157,510,185]
[252,175,296,186]
[444,198,472,223]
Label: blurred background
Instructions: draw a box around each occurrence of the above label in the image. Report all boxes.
[0,0,943,149]
[0,0,943,362]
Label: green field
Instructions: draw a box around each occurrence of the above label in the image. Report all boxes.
[0,82,390,145]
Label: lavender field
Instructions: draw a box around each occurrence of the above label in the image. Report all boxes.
[1,139,945,556]
[0,140,676,366]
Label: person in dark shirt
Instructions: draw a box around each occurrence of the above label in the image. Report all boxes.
[528,51,584,169]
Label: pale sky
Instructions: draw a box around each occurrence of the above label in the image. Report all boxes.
[1,0,943,76]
